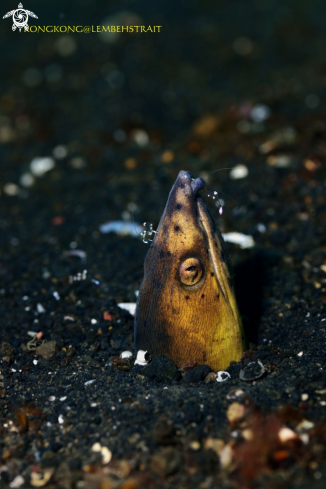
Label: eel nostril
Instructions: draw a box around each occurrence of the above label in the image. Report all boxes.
[191,177,206,193]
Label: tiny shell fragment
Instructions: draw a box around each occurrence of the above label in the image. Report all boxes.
[118,303,136,316]
[120,351,133,359]
[239,360,265,381]
[216,371,231,382]
[134,350,151,366]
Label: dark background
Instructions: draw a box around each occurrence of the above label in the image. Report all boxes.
[1,0,326,329]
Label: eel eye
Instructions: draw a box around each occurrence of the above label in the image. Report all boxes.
[179,257,204,286]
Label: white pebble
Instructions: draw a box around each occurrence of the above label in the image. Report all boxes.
[91,318,97,324]
[278,427,297,443]
[300,433,309,445]
[4,183,20,196]
[53,145,68,159]
[101,446,112,464]
[256,223,266,233]
[297,351,303,357]
[33,360,38,365]
[229,164,248,180]
[9,475,25,488]
[84,379,95,385]
[20,172,35,188]
[58,415,64,424]
[36,303,46,313]
[49,396,56,401]
[30,157,55,177]
[99,220,143,237]
[250,104,271,122]
[223,232,255,249]
[91,442,102,452]
[132,129,149,147]
[27,331,38,337]
[59,397,67,401]
[296,419,314,431]
[53,291,60,301]
[120,351,133,359]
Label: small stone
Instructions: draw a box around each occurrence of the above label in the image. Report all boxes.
[142,354,181,383]
[204,372,217,383]
[278,427,298,443]
[36,341,57,360]
[296,419,314,431]
[150,447,182,477]
[242,429,253,441]
[219,444,233,469]
[189,440,201,451]
[239,360,265,381]
[36,303,46,313]
[183,364,211,383]
[101,446,112,464]
[226,402,245,423]
[229,164,248,180]
[0,341,14,362]
[267,154,293,168]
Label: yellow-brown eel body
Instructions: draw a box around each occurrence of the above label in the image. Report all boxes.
[134,170,246,371]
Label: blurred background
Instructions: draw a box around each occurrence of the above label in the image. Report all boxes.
[0,0,325,341]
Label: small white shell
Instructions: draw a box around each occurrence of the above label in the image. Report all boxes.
[120,351,133,359]
[134,350,150,366]
[216,371,231,382]
[117,303,137,316]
